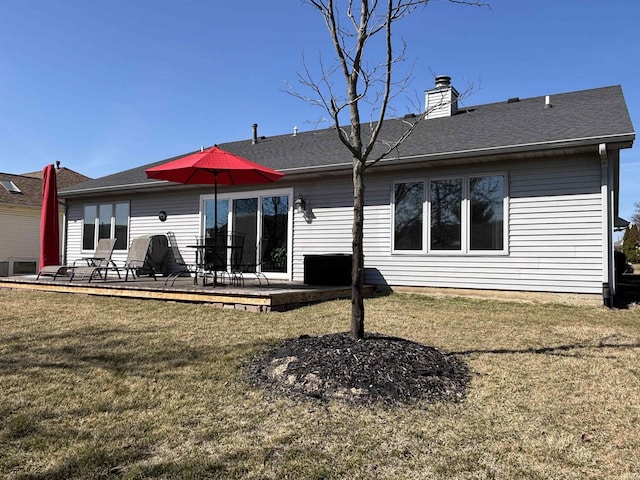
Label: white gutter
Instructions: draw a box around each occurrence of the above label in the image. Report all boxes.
[59,180,171,197]
[280,131,635,174]
[386,132,635,165]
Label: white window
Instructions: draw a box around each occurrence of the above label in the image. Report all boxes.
[83,202,129,250]
[393,181,424,251]
[392,173,507,254]
[430,177,463,251]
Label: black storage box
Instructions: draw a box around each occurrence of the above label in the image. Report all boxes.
[304,254,352,286]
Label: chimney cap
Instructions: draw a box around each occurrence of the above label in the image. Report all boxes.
[435,75,452,88]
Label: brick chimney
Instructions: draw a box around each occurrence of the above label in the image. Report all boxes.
[425,75,459,119]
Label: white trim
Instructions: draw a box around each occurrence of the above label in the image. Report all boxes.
[381,132,636,166]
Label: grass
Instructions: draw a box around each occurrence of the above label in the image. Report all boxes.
[0,290,639,479]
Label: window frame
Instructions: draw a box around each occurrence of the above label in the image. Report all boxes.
[467,173,508,255]
[391,178,426,254]
[428,175,465,254]
[391,172,508,256]
[82,201,130,252]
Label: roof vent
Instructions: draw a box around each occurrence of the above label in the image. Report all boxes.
[507,97,520,103]
[545,95,552,109]
[425,75,459,119]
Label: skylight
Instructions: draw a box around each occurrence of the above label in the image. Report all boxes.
[0,180,22,194]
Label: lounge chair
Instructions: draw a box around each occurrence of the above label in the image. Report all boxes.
[36,264,73,281]
[120,236,155,281]
[69,238,121,282]
[164,231,197,286]
[38,238,119,282]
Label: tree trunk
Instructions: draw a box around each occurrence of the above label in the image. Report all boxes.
[351,159,366,340]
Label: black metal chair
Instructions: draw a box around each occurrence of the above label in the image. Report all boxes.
[237,237,271,287]
[226,232,245,286]
[164,231,198,286]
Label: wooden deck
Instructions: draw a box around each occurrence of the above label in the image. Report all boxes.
[0,274,376,312]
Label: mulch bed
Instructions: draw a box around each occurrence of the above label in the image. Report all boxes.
[245,332,470,406]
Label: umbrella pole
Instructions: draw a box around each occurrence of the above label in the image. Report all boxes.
[212,172,219,286]
[213,172,218,237]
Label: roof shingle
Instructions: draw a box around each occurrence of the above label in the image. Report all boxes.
[60,85,634,196]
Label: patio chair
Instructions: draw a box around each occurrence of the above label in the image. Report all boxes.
[236,238,270,287]
[119,236,155,281]
[164,231,198,286]
[226,232,246,287]
[68,238,119,282]
[38,238,119,282]
[36,264,73,281]
[200,233,231,287]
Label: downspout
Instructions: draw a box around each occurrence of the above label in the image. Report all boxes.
[62,201,69,265]
[599,143,614,307]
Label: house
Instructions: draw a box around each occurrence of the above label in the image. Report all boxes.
[0,164,90,276]
[58,78,635,305]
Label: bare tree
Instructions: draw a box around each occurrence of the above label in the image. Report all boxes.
[633,201,640,226]
[295,0,485,340]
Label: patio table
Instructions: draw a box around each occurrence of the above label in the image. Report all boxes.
[187,244,240,287]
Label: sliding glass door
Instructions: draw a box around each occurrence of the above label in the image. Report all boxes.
[202,189,291,278]
[260,195,288,273]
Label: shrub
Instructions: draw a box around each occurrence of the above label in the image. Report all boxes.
[622,224,640,263]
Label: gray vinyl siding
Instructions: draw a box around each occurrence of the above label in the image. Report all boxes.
[63,153,605,294]
[292,153,604,294]
[292,179,354,280]
[66,190,202,271]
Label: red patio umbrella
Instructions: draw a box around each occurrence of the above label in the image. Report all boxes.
[145,145,284,235]
[39,164,60,270]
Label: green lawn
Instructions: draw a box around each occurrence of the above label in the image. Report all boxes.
[1,290,639,479]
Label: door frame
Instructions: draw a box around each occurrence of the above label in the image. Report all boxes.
[199,187,294,281]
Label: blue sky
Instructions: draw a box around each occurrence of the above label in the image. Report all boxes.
[1,0,638,222]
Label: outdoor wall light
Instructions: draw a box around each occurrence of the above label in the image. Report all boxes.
[293,194,306,214]
[158,210,167,222]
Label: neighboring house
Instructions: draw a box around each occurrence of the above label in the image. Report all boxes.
[58,79,635,304]
[0,165,90,276]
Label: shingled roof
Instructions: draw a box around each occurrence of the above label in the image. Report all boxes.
[1,167,91,207]
[0,173,42,207]
[22,167,91,191]
[60,84,634,197]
